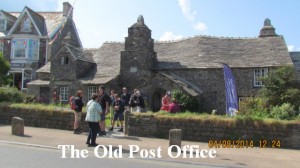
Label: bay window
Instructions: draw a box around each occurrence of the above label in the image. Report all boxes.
[12,38,39,60]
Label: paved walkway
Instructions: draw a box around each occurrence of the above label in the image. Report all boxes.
[0,125,299,168]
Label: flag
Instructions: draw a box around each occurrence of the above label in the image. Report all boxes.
[223,63,238,116]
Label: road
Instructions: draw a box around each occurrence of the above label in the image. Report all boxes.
[0,143,227,168]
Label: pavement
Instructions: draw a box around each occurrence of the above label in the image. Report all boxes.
[0,125,299,168]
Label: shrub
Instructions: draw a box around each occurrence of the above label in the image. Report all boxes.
[172,89,200,112]
[0,87,24,103]
[270,103,297,120]
[261,66,300,109]
[238,97,269,118]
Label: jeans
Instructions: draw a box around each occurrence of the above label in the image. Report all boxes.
[87,122,99,145]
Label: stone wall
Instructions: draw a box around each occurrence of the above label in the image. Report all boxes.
[0,106,89,131]
[128,114,300,149]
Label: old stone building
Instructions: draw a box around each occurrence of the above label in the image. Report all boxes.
[28,16,293,113]
[0,2,81,92]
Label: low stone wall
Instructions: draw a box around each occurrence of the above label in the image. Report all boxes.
[0,106,89,132]
[128,114,300,149]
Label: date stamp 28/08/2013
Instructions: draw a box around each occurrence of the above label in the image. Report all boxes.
[208,140,281,148]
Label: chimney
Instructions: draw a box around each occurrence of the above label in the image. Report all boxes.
[259,18,277,37]
[63,2,73,18]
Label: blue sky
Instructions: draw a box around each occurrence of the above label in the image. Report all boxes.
[1,0,300,50]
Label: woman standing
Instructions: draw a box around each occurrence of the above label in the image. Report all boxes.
[160,91,171,111]
[85,94,102,147]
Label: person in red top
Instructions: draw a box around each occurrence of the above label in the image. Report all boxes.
[160,91,171,111]
[168,98,181,113]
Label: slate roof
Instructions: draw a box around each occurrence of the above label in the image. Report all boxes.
[160,73,202,96]
[64,44,95,63]
[78,43,124,84]
[27,80,50,86]
[9,11,64,37]
[0,10,17,22]
[36,62,51,73]
[154,36,293,69]
[36,36,293,84]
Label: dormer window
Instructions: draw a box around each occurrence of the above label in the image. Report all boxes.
[0,19,6,31]
[22,17,31,32]
[61,57,69,65]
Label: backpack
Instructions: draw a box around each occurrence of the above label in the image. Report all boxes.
[69,96,77,110]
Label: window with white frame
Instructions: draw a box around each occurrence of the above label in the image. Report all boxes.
[0,19,6,31]
[0,41,3,53]
[12,39,39,60]
[60,87,69,102]
[22,17,31,32]
[254,68,268,87]
[88,86,98,100]
[61,57,69,65]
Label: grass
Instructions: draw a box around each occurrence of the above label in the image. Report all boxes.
[132,111,300,124]
[1,102,299,125]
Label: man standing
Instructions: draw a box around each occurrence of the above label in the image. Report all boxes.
[109,94,125,132]
[98,85,111,136]
[74,90,84,134]
[121,87,131,112]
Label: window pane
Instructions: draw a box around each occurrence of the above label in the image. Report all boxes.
[28,39,39,60]
[60,87,69,101]
[13,39,27,58]
[0,19,5,30]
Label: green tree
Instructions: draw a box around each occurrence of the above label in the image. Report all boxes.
[260,66,300,109]
[0,52,11,86]
[172,89,200,112]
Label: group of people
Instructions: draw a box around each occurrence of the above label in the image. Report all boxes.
[72,86,147,147]
[160,91,181,113]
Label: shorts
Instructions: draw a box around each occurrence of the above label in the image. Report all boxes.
[74,112,82,121]
[100,112,106,121]
[113,112,124,121]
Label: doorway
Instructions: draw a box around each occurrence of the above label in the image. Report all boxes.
[152,88,166,112]
[13,73,22,90]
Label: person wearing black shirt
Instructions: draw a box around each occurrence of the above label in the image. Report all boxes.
[109,94,125,132]
[98,85,111,136]
[121,87,131,111]
[74,90,84,134]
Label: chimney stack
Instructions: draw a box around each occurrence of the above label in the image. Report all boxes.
[63,2,73,19]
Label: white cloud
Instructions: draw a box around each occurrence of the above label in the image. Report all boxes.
[159,31,183,41]
[288,45,295,51]
[194,22,207,32]
[178,0,196,21]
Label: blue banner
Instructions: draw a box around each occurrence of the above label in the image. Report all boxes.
[223,63,238,116]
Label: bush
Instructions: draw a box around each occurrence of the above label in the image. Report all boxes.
[0,87,24,103]
[270,103,297,120]
[238,97,269,118]
[172,89,200,112]
[260,66,300,109]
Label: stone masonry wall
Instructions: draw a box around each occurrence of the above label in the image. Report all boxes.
[128,114,300,149]
[0,107,89,132]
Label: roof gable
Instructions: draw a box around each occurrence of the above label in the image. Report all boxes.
[7,7,45,36]
[0,10,17,22]
[51,44,95,63]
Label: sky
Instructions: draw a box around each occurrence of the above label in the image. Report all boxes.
[1,0,300,51]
